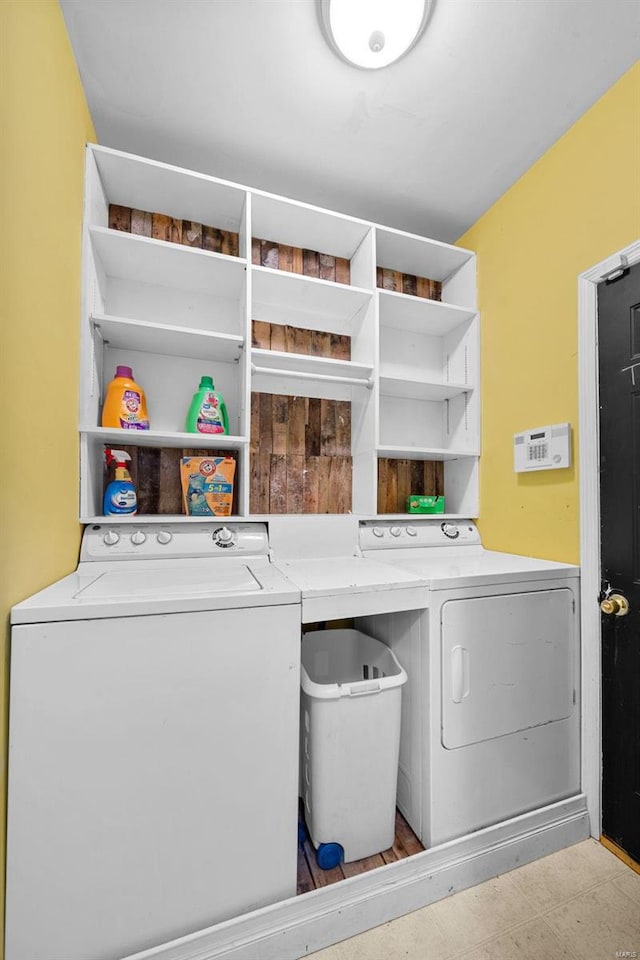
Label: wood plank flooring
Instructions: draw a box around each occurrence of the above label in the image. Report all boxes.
[297,809,424,895]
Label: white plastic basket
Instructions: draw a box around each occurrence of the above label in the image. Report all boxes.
[300,629,407,866]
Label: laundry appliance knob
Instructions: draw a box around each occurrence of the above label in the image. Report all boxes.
[441,523,460,539]
[372,527,385,538]
[390,526,402,537]
[406,526,417,537]
[157,530,173,545]
[103,529,119,546]
[131,530,147,545]
[214,526,235,547]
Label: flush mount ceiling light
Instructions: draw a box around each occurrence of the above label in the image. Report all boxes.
[320,0,433,70]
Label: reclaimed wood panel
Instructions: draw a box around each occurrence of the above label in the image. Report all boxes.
[104,445,239,516]
[250,394,352,514]
[131,208,152,237]
[269,454,287,514]
[286,455,304,514]
[341,854,386,878]
[108,205,239,257]
[252,237,351,285]
[377,265,442,301]
[303,456,319,514]
[151,213,172,242]
[377,458,444,514]
[108,204,131,232]
[250,452,271,515]
[272,394,289,456]
[303,248,319,278]
[296,808,424,895]
[251,321,351,360]
[269,322,286,353]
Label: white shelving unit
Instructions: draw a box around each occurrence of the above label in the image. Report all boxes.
[79,144,479,521]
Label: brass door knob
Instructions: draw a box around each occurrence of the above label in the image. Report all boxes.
[600,594,630,616]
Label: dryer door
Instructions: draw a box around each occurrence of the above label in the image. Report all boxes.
[441,588,576,749]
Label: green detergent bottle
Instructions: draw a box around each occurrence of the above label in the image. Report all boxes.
[185,376,229,435]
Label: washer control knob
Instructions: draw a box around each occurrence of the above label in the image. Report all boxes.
[157,530,173,545]
[131,530,147,546]
[406,526,418,537]
[372,527,385,538]
[441,522,460,539]
[103,529,119,546]
[390,526,402,537]
[214,526,235,548]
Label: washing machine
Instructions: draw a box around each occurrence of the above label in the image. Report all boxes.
[358,519,580,848]
[6,522,301,960]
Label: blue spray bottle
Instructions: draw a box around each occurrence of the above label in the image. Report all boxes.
[103,449,137,516]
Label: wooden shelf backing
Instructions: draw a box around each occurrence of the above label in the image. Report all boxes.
[377,266,441,301]
[252,320,350,360]
[109,203,240,256]
[252,237,350,285]
[250,393,351,514]
[102,444,240,517]
[378,458,445,515]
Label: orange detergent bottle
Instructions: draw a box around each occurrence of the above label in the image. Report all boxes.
[101,365,150,430]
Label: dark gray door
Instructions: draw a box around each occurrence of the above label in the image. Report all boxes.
[598,259,640,863]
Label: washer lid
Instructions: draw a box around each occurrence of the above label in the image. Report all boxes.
[73,561,260,601]
[11,559,299,623]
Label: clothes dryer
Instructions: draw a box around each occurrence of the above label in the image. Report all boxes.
[359,519,580,847]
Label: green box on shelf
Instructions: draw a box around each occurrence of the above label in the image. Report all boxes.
[406,495,445,514]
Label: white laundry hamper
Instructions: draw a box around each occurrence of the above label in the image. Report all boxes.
[300,628,407,869]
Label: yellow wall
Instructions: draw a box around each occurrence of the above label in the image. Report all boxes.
[0,0,636,944]
[0,1,95,950]
[458,62,640,564]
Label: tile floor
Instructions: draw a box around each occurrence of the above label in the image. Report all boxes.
[309,839,640,960]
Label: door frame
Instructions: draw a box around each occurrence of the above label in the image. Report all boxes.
[578,238,640,840]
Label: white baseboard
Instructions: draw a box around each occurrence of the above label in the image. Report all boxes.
[124,795,589,960]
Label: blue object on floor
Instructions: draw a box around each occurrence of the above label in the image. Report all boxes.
[298,820,308,845]
[316,842,344,870]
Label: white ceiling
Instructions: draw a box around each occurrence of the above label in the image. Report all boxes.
[61,0,639,243]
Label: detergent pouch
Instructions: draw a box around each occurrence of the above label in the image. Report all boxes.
[180,457,236,517]
[406,494,445,514]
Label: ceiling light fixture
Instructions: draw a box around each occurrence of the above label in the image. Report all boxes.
[320,0,433,70]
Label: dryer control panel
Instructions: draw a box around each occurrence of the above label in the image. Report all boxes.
[359,520,481,551]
